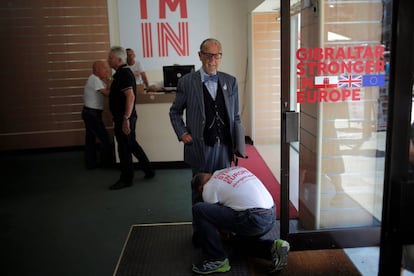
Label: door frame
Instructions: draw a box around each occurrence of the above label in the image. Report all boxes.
[378,0,414,274]
[280,0,414,264]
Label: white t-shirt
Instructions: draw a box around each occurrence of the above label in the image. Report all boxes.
[202,167,274,211]
[128,61,144,84]
[83,74,105,110]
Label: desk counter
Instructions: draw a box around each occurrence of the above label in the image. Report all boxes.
[115,92,183,163]
[135,92,183,162]
[137,92,175,104]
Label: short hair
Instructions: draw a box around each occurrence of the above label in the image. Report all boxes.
[110,46,127,63]
[199,38,221,52]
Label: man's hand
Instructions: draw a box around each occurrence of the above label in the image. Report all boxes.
[122,119,130,135]
[181,133,193,144]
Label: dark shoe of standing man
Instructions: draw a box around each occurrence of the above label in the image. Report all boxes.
[109,179,133,190]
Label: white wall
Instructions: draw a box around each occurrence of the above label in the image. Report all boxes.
[207,0,263,134]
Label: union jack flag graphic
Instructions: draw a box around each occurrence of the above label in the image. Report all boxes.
[338,75,362,88]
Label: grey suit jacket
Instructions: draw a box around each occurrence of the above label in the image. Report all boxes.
[169,70,246,170]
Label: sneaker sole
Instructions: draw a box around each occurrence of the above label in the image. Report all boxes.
[192,265,231,274]
[192,260,231,274]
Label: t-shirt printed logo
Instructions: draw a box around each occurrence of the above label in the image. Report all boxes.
[213,167,255,187]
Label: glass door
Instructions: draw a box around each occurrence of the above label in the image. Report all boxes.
[280,0,393,248]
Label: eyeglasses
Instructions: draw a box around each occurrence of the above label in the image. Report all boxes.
[201,52,222,60]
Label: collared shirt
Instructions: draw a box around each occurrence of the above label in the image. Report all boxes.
[109,64,136,119]
[200,68,218,100]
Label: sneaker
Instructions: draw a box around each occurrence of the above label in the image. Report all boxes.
[270,239,290,272]
[192,258,231,274]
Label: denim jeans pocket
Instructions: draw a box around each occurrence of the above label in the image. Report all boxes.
[236,208,275,237]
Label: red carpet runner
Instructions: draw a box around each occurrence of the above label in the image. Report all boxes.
[237,144,298,219]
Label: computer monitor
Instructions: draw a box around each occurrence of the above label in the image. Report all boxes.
[163,65,195,89]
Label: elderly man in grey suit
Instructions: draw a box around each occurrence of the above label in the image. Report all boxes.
[169,38,246,205]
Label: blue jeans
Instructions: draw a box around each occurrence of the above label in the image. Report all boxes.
[192,202,276,261]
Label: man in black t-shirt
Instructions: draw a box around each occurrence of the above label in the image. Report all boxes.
[107,46,154,190]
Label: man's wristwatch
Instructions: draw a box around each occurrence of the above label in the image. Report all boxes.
[123,115,129,120]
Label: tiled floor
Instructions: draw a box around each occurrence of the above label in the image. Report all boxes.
[2,149,413,275]
[344,247,414,276]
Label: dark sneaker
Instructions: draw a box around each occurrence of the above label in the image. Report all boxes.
[192,258,231,274]
[270,239,290,272]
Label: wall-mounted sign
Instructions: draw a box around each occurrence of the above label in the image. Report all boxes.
[117,0,209,70]
[296,45,386,103]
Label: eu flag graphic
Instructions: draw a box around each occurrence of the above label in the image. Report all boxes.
[362,75,385,87]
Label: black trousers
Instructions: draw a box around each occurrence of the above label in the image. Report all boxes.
[81,107,114,168]
[113,115,152,183]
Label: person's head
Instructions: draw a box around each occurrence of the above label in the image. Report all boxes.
[191,172,212,194]
[198,38,222,75]
[107,46,127,70]
[126,48,136,66]
[92,60,110,80]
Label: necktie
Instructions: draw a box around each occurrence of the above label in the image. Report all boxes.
[204,74,218,82]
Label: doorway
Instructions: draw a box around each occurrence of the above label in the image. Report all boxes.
[251,0,395,250]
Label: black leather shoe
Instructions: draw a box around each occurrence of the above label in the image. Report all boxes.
[109,180,132,190]
[86,163,98,170]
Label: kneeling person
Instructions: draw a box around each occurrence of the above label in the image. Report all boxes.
[191,166,290,274]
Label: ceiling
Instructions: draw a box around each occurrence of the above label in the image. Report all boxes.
[253,0,279,12]
[253,0,301,12]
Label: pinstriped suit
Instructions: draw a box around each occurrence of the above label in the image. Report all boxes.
[169,70,245,172]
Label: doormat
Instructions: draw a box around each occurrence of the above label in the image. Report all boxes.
[113,222,250,276]
[249,249,362,275]
[113,223,361,276]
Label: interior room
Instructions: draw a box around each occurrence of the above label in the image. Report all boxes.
[1,0,414,275]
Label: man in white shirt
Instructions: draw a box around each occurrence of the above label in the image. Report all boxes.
[191,166,290,274]
[126,48,149,89]
[81,60,114,169]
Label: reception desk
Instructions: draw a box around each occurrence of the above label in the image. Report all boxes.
[135,92,183,162]
[137,92,175,104]
[114,91,184,163]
